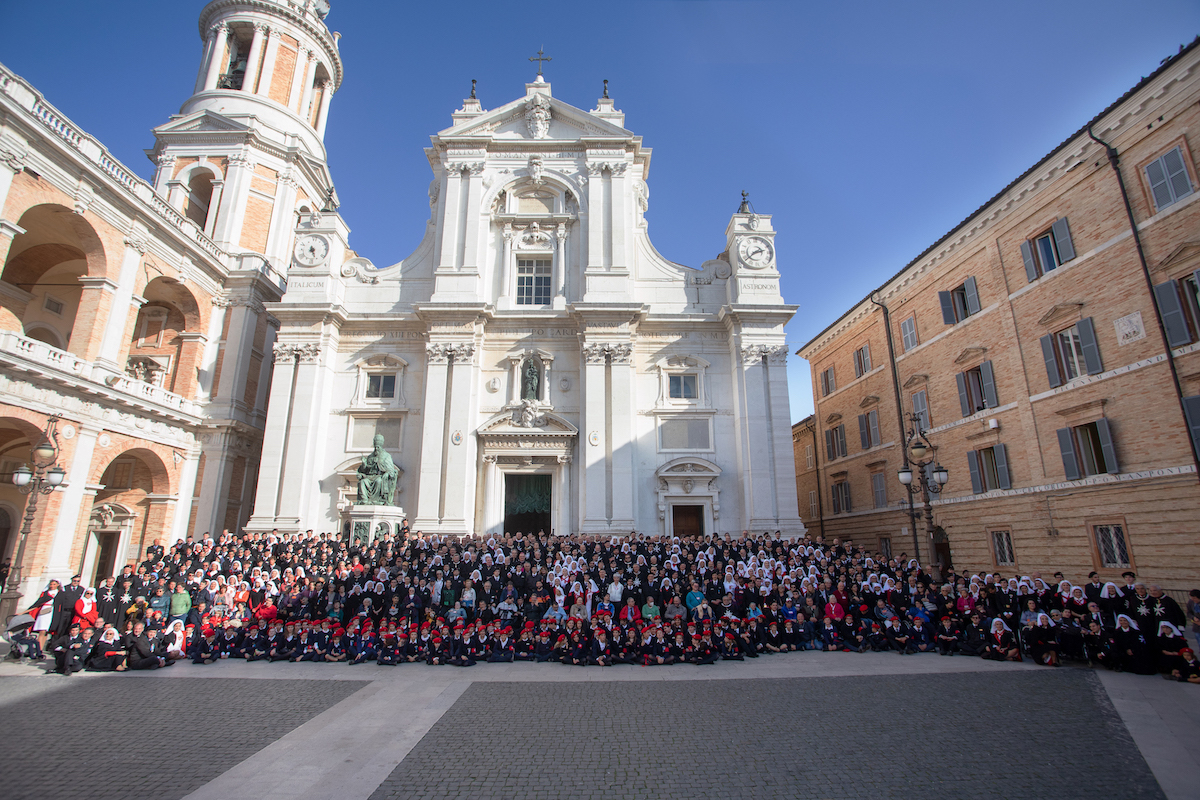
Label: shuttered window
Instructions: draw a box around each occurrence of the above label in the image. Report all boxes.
[966,444,1010,494]
[819,367,836,397]
[831,481,851,514]
[804,445,814,469]
[912,389,930,430]
[1184,395,1200,462]
[858,409,881,450]
[825,424,847,461]
[939,277,981,325]
[871,472,887,509]
[1020,218,1076,282]
[1153,271,1200,348]
[1040,317,1103,387]
[853,344,871,378]
[991,530,1015,566]
[808,491,818,520]
[956,360,998,417]
[1145,146,1194,211]
[900,316,919,351]
[1057,420,1118,480]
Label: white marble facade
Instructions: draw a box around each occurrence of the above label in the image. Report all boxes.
[246,78,804,538]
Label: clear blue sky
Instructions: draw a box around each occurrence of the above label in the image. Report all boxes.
[4,1,1198,422]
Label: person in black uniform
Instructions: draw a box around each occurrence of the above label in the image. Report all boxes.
[935,616,961,655]
[52,622,86,675]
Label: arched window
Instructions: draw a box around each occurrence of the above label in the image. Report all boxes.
[185,172,214,228]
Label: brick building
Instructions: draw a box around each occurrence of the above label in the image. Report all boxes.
[0,0,341,604]
[796,40,1200,593]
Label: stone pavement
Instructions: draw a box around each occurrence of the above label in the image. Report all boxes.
[0,652,1192,800]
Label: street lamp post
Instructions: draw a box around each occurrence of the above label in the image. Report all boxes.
[896,412,948,570]
[0,416,65,622]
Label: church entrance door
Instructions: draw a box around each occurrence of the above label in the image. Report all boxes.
[672,505,703,538]
[504,473,552,535]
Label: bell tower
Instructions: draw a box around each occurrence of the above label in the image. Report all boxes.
[146,0,343,271]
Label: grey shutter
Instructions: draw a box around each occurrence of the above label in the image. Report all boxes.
[1077,317,1103,375]
[1095,417,1119,474]
[1164,147,1193,204]
[837,425,847,457]
[1153,280,1192,347]
[912,390,929,429]
[842,483,851,513]
[966,450,983,494]
[1183,395,1200,458]
[1040,334,1063,388]
[964,276,981,315]
[1057,427,1081,480]
[1020,240,1038,282]
[993,443,1011,490]
[939,291,956,325]
[1146,156,1173,209]
[956,372,971,417]
[858,414,870,450]
[868,409,881,447]
[825,429,834,461]
[827,368,836,393]
[979,360,999,408]
[1051,217,1076,263]
[862,343,871,371]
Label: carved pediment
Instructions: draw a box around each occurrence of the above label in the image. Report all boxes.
[953,346,988,365]
[1156,240,1200,272]
[443,92,632,141]
[153,110,249,135]
[477,409,579,436]
[1037,302,1084,328]
[902,373,929,389]
[859,395,880,409]
[655,457,722,480]
[824,413,842,425]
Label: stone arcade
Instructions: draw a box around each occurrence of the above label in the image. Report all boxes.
[246,76,804,539]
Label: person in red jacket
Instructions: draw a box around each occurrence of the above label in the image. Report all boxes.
[73,587,99,629]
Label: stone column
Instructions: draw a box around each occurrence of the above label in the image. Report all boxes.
[202,180,224,237]
[315,79,334,136]
[608,344,635,529]
[554,224,567,307]
[737,345,777,529]
[264,170,298,266]
[287,48,311,113]
[197,299,229,401]
[203,23,229,91]
[498,223,514,308]
[274,344,325,530]
[242,23,267,94]
[244,342,298,529]
[414,344,450,529]
[298,52,319,117]
[460,166,484,271]
[441,345,477,531]
[556,454,572,536]
[580,343,608,531]
[169,447,201,541]
[765,346,801,533]
[193,430,235,536]
[95,235,147,370]
[482,454,501,535]
[42,424,100,581]
[255,29,282,98]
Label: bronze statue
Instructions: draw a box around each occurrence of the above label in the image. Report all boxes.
[522,358,540,401]
[356,434,399,506]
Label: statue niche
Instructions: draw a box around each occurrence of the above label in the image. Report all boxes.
[521,357,541,401]
[356,434,399,506]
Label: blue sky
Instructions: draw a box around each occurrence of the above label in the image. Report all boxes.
[4,1,1198,422]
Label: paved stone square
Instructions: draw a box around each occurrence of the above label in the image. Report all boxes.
[370,670,1163,800]
[0,676,368,800]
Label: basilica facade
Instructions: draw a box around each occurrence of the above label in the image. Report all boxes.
[0,0,801,607]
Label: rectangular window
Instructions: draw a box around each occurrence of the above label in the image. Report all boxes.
[1153,271,1200,347]
[991,530,1015,566]
[956,360,998,417]
[808,490,818,520]
[831,481,851,514]
[967,444,1011,493]
[1020,218,1076,283]
[858,409,881,450]
[668,374,698,399]
[351,417,402,450]
[366,374,396,399]
[824,424,848,461]
[516,258,552,306]
[102,459,134,491]
[939,277,981,325]
[660,419,711,450]
[1041,318,1102,387]
[879,537,892,560]
[912,389,930,430]
[853,344,871,378]
[819,367,836,397]
[1056,420,1119,480]
[1145,146,1194,211]
[1094,524,1131,569]
[804,444,814,470]
[900,316,918,351]
[871,472,887,509]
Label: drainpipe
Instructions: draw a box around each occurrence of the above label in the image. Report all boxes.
[870,291,920,562]
[809,420,825,539]
[1087,125,1200,482]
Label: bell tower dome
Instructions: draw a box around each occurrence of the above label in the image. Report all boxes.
[146,0,344,270]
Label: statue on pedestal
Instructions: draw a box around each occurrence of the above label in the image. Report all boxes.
[356,434,399,505]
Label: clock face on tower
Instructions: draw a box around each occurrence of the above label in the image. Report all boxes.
[737,235,774,269]
[293,233,329,267]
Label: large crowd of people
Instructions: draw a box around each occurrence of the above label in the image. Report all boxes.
[8,527,1200,683]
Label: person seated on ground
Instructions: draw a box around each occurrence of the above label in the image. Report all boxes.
[1084,620,1116,669]
[488,628,515,662]
[269,621,299,662]
[52,622,87,675]
[908,617,935,653]
[126,621,169,669]
[763,620,785,653]
[720,631,743,661]
[1171,648,1200,683]
[1156,621,1188,676]
[85,627,127,671]
[839,613,867,653]
[1026,613,1060,667]
[960,612,988,657]
[1114,615,1156,675]
[162,620,188,661]
[426,635,449,665]
[326,628,349,662]
[982,619,1021,662]
[192,627,220,665]
[590,627,613,666]
[446,627,474,667]
[936,616,961,656]
[883,617,911,654]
